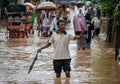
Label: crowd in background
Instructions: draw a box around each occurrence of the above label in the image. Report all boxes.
[35,1,102,50]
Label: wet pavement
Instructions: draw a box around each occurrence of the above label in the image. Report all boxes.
[1,17,120,84]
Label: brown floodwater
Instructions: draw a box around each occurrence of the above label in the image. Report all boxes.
[0,17,120,84]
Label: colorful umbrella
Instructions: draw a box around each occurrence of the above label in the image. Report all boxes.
[24,2,35,12]
[36,1,57,10]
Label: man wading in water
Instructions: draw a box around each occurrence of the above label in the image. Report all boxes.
[37,19,85,78]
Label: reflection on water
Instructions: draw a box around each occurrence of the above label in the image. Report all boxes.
[6,38,28,47]
[54,78,70,84]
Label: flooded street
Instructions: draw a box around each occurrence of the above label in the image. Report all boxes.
[0,18,120,84]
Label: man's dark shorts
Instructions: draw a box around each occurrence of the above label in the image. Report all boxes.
[53,59,71,73]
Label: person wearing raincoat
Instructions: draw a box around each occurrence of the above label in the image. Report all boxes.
[73,9,87,50]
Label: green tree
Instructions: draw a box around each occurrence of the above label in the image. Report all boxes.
[94,0,120,59]
[94,0,120,42]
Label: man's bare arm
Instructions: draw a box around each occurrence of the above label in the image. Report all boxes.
[37,42,51,53]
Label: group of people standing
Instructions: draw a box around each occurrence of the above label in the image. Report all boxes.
[73,5,102,50]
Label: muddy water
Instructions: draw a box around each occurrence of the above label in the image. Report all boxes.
[0,19,120,84]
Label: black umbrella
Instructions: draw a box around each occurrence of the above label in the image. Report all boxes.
[59,1,70,5]
[28,53,38,74]
[6,3,27,13]
[70,1,77,5]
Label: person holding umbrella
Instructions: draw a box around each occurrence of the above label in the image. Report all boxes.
[37,19,85,78]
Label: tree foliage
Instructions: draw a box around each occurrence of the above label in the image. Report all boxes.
[114,1,120,20]
[95,0,114,16]
[94,0,120,20]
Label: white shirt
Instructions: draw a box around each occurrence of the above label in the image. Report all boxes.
[50,17,64,31]
[48,32,74,60]
[42,17,51,28]
[94,18,101,28]
[8,16,14,23]
[14,16,21,23]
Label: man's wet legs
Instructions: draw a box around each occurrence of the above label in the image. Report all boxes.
[65,71,70,78]
[56,73,61,78]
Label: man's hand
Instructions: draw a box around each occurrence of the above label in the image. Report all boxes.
[37,48,42,53]
[37,42,51,53]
